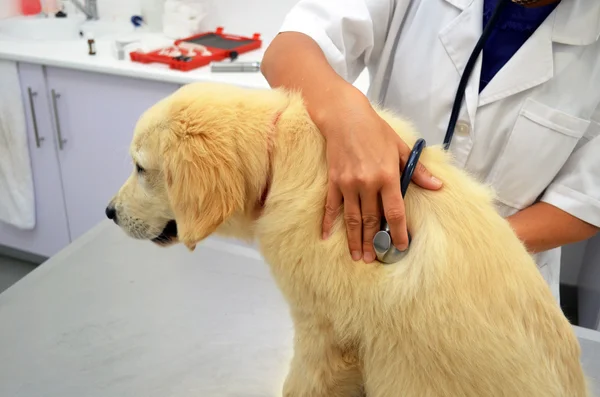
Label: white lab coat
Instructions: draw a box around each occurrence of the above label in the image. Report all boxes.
[279,0,600,302]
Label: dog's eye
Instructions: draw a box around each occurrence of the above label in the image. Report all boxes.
[136,163,145,174]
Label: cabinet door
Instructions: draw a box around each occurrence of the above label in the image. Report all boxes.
[45,67,180,240]
[0,63,70,257]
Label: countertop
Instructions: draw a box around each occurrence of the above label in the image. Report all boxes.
[0,31,370,92]
[0,220,598,396]
[0,222,294,397]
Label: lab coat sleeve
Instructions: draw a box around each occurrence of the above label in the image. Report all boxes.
[541,109,600,228]
[277,0,399,84]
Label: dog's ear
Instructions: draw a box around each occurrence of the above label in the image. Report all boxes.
[162,127,246,251]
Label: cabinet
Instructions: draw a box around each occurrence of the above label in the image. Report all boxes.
[0,63,180,257]
[0,63,70,257]
[46,67,180,241]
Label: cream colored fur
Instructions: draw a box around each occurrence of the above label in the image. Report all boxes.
[109,82,591,397]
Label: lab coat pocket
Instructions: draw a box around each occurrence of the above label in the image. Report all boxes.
[490,98,590,210]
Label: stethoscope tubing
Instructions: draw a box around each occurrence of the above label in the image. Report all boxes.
[375,0,510,264]
[443,0,510,149]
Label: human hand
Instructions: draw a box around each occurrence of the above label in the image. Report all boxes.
[317,86,443,263]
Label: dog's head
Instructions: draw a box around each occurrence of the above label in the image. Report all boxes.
[106,82,283,250]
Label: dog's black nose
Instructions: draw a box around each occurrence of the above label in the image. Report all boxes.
[105,206,117,222]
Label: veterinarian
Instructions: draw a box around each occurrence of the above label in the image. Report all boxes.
[261,0,600,301]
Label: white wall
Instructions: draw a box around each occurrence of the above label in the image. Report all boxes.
[93,0,299,41]
[0,0,298,41]
[203,0,299,41]
[0,0,19,19]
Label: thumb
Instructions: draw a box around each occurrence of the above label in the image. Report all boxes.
[412,161,443,190]
[397,140,442,191]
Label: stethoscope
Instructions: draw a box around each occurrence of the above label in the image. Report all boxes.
[374,0,510,263]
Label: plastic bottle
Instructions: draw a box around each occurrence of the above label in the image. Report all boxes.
[87,33,96,55]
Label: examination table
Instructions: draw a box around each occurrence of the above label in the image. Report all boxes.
[0,220,598,396]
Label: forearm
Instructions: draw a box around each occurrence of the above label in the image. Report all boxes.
[261,32,368,134]
[507,202,599,254]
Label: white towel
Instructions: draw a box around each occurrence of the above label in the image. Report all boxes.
[0,60,35,230]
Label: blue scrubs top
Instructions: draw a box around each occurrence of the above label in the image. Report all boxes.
[480,0,560,92]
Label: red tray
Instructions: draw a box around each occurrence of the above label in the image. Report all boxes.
[130,27,262,71]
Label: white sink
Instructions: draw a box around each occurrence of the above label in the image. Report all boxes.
[0,16,134,41]
[80,20,135,39]
[0,15,86,41]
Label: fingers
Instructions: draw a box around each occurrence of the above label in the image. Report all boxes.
[380,176,409,251]
[397,140,443,190]
[342,191,363,262]
[322,182,342,240]
[323,177,366,262]
[359,190,381,264]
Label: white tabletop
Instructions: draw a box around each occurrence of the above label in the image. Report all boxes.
[0,32,371,92]
[0,221,598,396]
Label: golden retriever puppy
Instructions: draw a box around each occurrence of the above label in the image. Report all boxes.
[107,82,591,397]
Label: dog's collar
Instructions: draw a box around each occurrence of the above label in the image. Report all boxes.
[257,110,283,210]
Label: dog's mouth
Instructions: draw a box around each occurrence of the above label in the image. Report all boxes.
[151,220,178,246]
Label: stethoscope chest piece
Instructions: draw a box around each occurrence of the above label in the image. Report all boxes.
[373,138,425,265]
[374,230,411,264]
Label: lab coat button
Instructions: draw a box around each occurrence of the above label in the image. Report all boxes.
[455,121,470,136]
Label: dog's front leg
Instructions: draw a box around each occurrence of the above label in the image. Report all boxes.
[282,316,363,397]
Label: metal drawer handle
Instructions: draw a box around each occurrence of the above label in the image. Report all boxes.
[27,87,45,148]
[51,89,67,150]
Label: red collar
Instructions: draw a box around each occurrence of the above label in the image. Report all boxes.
[256,111,282,211]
